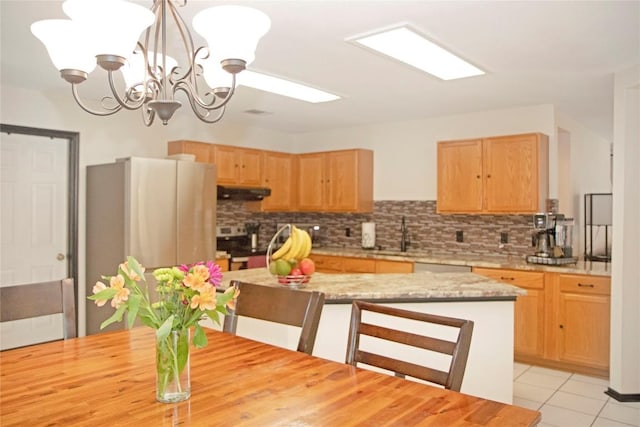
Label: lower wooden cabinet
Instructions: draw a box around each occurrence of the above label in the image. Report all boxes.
[550,273,610,373]
[311,254,413,274]
[473,268,545,359]
[215,257,230,272]
[473,267,610,377]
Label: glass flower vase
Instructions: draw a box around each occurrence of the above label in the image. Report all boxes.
[156,328,190,403]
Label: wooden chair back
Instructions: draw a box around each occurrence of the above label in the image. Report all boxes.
[223,280,325,355]
[0,279,77,345]
[345,300,474,391]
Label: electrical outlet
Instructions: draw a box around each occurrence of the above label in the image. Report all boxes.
[345,227,351,237]
[500,232,509,244]
[456,230,464,242]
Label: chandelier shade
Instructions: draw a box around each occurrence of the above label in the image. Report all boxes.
[62,0,155,62]
[30,20,96,76]
[31,0,271,126]
[192,6,271,67]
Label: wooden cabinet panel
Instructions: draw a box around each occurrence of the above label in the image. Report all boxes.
[376,260,414,273]
[167,140,212,163]
[557,291,610,369]
[311,254,412,274]
[483,134,548,213]
[212,145,263,186]
[297,149,373,213]
[437,133,548,214]
[437,139,483,213]
[215,258,229,272]
[297,153,326,211]
[473,268,545,358]
[259,151,296,211]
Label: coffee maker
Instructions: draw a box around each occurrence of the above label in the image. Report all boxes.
[527,213,577,265]
[245,222,261,253]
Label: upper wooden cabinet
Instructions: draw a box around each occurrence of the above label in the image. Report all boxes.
[297,149,374,213]
[258,151,297,212]
[211,145,263,186]
[437,133,548,214]
[168,140,212,163]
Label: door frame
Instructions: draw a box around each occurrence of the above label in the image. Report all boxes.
[0,123,79,316]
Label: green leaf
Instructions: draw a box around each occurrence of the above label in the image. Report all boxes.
[127,294,141,328]
[216,290,234,306]
[87,288,117,300]
[99,304,127,329]
[126,256,146,281]
[176,330,190,372]
[193,324,208,349]
[138,313,157,329]
[156,315,175,343]
[205,310,220,326]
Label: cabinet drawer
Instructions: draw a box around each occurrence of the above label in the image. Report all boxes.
[559,274,610,295]
[473,267,544,289]
[311,255,343,272]
[344,257,376,273]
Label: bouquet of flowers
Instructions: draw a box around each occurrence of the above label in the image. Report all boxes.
[89,255,237,402]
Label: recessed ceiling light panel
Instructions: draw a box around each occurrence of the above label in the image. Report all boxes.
[239,71,340,103]
[350,26,485,80]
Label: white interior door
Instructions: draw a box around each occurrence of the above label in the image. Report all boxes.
[1,131,68,348]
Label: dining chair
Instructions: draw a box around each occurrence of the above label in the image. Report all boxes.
[345,300,474,392]
[0,278,77,347]
[223,280,325,355]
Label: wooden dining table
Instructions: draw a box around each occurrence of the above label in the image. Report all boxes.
[0,327,540,426]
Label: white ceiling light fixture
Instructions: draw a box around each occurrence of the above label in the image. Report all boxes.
[238,71,340,103]
[350,26,485,81]
[31,0,271,126]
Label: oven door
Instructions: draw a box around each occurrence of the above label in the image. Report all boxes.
[230,254,267,270]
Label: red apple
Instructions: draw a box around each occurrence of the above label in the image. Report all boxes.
[290,267,303,276]
[298,258,315,275]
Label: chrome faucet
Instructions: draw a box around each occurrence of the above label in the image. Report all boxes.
[400,216,410,252]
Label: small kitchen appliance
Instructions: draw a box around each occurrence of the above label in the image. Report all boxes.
[217,225,266,270]
[527,213,577,265]
[245,222,261,253]
[361,222,376,249]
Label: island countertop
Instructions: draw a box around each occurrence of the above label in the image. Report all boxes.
[220,269,526,303]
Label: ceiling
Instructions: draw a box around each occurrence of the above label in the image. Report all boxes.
[1,0,638,139]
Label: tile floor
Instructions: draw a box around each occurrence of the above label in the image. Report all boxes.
[513,363,640,427]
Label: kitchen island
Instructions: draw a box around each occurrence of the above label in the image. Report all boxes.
[207,269,525,404]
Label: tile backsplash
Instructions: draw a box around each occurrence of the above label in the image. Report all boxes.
[217,200,541,257]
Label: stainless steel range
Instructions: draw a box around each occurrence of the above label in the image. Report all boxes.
[216,225,267,270]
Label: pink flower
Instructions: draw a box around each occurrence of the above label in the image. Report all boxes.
[206,262,223,287]
[110,275,130,308]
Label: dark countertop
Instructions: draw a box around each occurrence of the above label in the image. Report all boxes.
[311,247,612,277]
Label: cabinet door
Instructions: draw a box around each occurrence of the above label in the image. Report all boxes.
[325,150,360,212]
[343,257,376,273]
[167,140,212,163]
[261,152,295,211]
[376,260,414,273]
[297,153,326,211]
[238,148,263,186]
[473,268,545,358]
[556,275,610,369]
[483,134,547,213]
[437,140,483,213]
[212,145,240,184]
[310,254,342,273]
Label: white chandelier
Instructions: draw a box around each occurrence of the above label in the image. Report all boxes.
[31,0,271,126]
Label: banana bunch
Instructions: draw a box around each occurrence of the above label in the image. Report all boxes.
[271,225,312,261]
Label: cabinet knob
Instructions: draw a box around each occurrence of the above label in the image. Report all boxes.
[476,175,481,179]
[487,174,492,178]
[559,324,564,329]
[500,276,515,281]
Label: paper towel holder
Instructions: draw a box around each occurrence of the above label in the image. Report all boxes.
[362,222,376,249]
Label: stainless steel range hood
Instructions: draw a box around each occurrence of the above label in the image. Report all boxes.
[217,185,271,201]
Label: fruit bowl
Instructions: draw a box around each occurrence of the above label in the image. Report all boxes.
[266,224,314,289]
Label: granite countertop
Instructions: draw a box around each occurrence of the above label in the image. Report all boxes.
[220,269,526,303]
[311,247,612,277]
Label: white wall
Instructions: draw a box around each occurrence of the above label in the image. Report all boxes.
[291,104,557,200]
[609,65,640,397]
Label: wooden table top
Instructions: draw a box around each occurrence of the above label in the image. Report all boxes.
[0,328,540,426]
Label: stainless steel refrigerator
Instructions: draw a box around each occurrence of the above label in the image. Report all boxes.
[86,157,216,335]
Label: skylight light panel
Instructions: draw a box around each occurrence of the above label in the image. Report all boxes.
[352,26,484,80]
[239,71,340,103]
